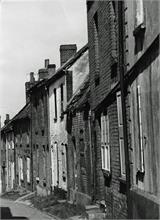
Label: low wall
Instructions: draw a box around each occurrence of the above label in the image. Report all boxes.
[130,188,160,219]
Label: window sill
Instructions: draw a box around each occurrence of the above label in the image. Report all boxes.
[133,23,146,37]
[136,170,145,182]
[119,176,126,184]
[102,169,111,178]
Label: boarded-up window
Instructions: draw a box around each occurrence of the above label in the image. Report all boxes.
[101,113,110,172]
[137,85,145,172]
[26,157,30,183]
[116,92,126,177]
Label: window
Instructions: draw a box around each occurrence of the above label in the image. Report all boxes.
[116,91,126,177]
[94,12,100,86]
[101,113,110,172]
[43,146,46,178]
[54,88,57,120]
[19,157,23,180]
[137,85,145,173]
[26,157,30,183]
[26,133,29,144]
[60,84,64,118]
[36,145,39,177]
[135,0,144,27]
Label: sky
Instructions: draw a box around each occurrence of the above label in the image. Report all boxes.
[0,0,88,125]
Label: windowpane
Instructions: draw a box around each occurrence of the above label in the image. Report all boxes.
[117,92,123,126]
[120,139,126,176]
[54,88,57,119]
[27,157,30,183]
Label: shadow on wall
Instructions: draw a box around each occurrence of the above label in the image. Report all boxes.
[0,207,29,219]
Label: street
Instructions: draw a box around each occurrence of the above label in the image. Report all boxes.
[0,198,54,220]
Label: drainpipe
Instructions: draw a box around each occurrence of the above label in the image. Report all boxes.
[118,1,130,218]
[88,109,93,197]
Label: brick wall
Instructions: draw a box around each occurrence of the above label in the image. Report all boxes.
[31,87,51,190]
[87,1,127,218]
[67,109,92,206]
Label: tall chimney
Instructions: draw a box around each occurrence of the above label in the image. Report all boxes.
[60,44,77,66]
[4,114,10,125]
[45,59,49,68]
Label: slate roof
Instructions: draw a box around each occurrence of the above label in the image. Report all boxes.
[1,103,30,132]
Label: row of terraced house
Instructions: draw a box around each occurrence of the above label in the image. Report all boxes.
[1,1,160,219]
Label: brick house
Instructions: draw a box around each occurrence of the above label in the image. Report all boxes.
[122,0,160,218]
[47,44,88,193]
[29,60,56,193]
[87,1,127,218]
[66,75,92,206]
[12,103,31,191]
[1,115,15,192]
[1,103,31,192]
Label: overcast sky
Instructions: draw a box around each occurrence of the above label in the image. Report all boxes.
[0,0,88,125]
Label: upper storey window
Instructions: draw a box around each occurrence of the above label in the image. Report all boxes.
[133,0,145,38]
[135,0,144,27]
[133,0,146,54]
[54,88,57,121]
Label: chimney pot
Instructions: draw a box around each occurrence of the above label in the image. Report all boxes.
[6,114,9,121]
[45,59,49,68]
[4,114,10,125]
[30,72,35,83]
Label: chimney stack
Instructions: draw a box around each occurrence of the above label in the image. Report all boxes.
[4,114,10,125]
[60,44,77,66]
[38,68,49,81]
[47,64,56,76]
[45,59,49,68]
[25,72,36,103]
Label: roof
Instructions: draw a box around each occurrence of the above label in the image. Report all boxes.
[1,103,30,133]
[46,43,88,86]
[28,44,88,93]
[66,74,90,113]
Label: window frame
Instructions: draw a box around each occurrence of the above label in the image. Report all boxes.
[116,91,126,178]
[101,113,110,172]
[54,88,57,120]
[26,157,30,183]
[137,85,145,173]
